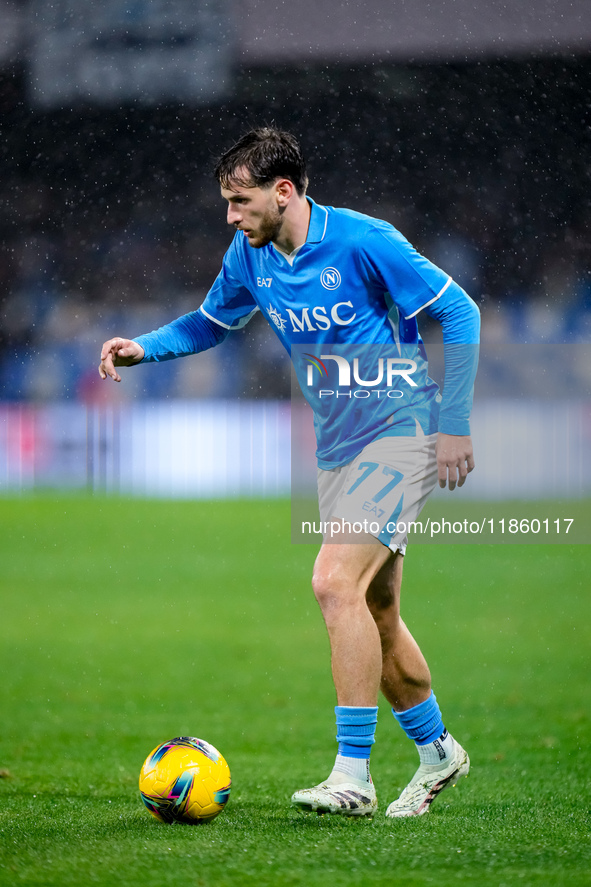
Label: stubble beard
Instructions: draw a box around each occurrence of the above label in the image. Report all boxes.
[247,205,284,249]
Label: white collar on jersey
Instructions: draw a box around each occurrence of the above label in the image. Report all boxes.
[271,242,305,266]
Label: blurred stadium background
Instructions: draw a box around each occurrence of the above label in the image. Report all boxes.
[0,0,590,498]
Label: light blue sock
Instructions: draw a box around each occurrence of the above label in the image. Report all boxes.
[335,705,378,759]
[392,691,444,745]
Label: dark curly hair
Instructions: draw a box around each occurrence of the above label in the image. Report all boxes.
[214,127,308,196]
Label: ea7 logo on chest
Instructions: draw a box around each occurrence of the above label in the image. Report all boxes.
[286,301,356,332]
[257,277,273,287]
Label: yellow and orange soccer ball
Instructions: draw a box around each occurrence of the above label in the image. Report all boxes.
[139,736,231,824]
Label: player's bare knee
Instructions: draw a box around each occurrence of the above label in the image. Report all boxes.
[311,566,344,610]
[366,590,399,622]
[366,552,402,610]
[311,564,363,617]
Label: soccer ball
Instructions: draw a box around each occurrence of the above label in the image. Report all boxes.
[139,736,231,824]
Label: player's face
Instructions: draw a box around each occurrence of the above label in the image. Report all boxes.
[221,178,283,249]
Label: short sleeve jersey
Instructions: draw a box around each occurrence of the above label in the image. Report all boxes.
[199,198,452,468]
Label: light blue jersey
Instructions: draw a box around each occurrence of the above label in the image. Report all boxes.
[136,198,480,468]
[201,199,451,344]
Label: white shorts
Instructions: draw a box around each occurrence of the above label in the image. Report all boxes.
[317,428,438,554]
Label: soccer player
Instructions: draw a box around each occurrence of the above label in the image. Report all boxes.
[99,127,480,818]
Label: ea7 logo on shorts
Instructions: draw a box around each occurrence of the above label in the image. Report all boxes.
[257,277,273,287]
[320,267,341,290]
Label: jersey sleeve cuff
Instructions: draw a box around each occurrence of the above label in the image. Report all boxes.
[437,417,471,436]
[131,336,147,362]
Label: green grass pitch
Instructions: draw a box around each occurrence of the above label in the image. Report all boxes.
[0,495,589,886]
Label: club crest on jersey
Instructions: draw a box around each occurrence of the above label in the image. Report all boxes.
[267,303,287,332]
[320,267,341,290]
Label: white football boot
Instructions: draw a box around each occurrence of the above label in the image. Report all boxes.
[291,771,377,817]
[385,738,470,817]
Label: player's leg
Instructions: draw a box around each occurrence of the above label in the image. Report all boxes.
[366,553,470,817]
[292,430,468,817]
[311,535,391,706]
[291,530,390,816]
[366,551,432,710]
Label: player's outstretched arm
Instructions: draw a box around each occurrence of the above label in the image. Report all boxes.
[99,337,145,383]
[436,432,475,491]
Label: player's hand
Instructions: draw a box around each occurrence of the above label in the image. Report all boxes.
[436,433,475,490]
[99,337,145,382]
